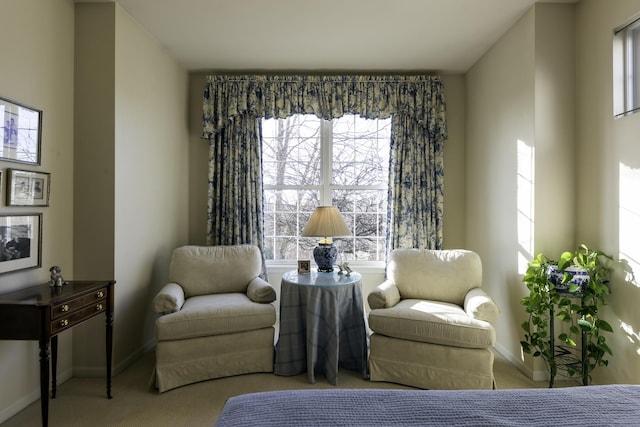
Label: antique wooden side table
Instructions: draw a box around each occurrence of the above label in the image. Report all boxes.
[0,280,115,427]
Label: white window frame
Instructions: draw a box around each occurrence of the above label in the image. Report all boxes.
[614,16,640,117]
[263,114,389,268]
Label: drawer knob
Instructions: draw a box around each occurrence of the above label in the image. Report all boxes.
[60,304,70,313]
[96,303,103,311]
[60,319,69,327]
[96,290,104,298]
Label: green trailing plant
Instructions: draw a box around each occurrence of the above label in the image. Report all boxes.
[520,244,613,386]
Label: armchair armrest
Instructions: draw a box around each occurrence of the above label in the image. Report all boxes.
[153,282,185,315]
[247,276,276,303]
[368,280,401,309]
[464,288,499,323]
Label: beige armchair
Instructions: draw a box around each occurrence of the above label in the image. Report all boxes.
[151,245,276,392]
[368,249,498,390]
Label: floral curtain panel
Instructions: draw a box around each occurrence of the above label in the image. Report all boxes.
[202,74,447,264]
[387,113,445,255]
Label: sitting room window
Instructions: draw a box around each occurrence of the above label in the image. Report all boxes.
[262,113,391,263]
[614,16,640,117]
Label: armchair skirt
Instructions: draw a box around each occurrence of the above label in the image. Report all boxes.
[155,328,275,393]
[368,334,495,390]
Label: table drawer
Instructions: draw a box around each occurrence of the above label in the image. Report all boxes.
[51,300,106,335]
[51,287,108,320]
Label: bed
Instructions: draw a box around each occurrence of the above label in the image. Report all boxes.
[215,385,640,426]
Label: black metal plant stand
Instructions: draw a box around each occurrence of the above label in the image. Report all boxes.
[548,295,588,387]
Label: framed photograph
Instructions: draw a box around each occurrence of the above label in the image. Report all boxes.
[297,259,311,274]
[0,213,42,274]
[0,97,42,165]
[6,168,51,206]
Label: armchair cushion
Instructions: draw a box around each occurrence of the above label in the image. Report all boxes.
[464,288,499,324]
[367,280,401,310]
[156,293,276,341]
[368,299,496,349]
[247,277,277,303]
[388,249,482,306]
[153,283,185,314]
[169,245,262,298]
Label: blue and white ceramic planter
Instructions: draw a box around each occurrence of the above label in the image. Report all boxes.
[546,265,590,294]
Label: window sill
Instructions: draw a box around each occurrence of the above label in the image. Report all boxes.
[266,261,385,275]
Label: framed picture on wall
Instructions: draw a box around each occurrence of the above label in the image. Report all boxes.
[0,213,42,274]
[6,168,51,206]
[0,97,42,165]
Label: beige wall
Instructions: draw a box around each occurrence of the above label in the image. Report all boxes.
[112,3,190,368]
[466,4,577,380]
[73,2,189,374]
[467,0,640,385]
[0,1,189,422]
[466,6,537,377]
[0,0,75,421]
[441,75,467,250]
[575,0,640,384]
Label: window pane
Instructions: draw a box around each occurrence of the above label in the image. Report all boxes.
[333,189,387,261]
[332,115,390,186]
[335,237,385,261]
[263,189,320,260]
[262,115,321,185]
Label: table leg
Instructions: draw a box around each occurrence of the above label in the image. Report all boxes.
[106,308,113,399]
[51,335,58,398]
[39,338,50,427]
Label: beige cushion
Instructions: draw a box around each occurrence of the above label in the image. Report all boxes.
[367,280,401,309]
[464,288,499,323]
[153,283,185,314]
[156,293,275,341]
[368,299,495,349]
[168,245,262,298]
[247,277,276,303]
[388,249,482,306]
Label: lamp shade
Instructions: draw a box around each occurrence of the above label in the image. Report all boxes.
[301,206,351,239]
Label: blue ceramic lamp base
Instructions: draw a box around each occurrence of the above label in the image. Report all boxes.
[313,243,337,272]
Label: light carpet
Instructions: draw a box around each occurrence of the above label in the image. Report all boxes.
[1,350,575,427]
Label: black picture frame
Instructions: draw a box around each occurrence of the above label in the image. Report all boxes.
[0,96,42,165]
[0,213,42,274]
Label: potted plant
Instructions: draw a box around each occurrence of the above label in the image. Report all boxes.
[520,244,613,386]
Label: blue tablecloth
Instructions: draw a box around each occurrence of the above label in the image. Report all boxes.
[274,270,368,385]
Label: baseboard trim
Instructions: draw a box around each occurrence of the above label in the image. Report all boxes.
[73,340,156,377]
[0,389,40,425]
[494,342,549,382]
[0,365,73,424]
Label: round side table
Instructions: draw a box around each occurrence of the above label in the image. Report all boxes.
[274,269,368,385]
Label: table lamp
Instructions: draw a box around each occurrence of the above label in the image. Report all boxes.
[301,206,351,272]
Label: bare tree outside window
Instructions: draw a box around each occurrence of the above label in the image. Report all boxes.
[263,114,390,263]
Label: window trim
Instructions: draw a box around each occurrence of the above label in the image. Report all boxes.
[262,114,389,264]
[614,15,640,118]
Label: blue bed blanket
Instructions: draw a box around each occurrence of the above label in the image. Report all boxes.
[216,385,640,426]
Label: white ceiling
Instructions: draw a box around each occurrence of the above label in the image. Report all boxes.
[77,0,576,73]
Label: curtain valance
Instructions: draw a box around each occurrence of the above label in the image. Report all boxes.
[201,74,447,139]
